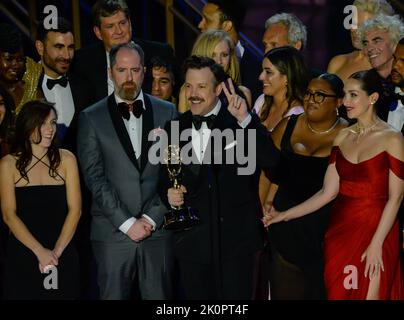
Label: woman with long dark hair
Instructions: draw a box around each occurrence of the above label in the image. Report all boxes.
[254,46,310,210]
[0,100,81,299]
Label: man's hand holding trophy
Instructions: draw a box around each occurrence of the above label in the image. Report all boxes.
[164,145,200,231]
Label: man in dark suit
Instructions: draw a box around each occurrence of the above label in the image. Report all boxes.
[72,0,175,105]
[198,0,262,102]
[35,18,89,152]
[160,56,279,299]
[77,42,177,299]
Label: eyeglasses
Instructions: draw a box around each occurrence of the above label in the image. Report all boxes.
[304,90,337,103]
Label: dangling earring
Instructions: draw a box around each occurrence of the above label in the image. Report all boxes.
[335,108,339,116]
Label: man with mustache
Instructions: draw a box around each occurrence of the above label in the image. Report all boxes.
[77,42,177,299]
[35,17,89,151]
[160,55,279,299]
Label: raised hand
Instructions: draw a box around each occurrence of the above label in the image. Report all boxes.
[221,78,249,123]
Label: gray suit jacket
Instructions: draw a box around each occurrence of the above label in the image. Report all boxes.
[77,93,177,242]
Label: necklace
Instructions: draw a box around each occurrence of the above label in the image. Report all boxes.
[307,118,340,134]
[350,119,380,144]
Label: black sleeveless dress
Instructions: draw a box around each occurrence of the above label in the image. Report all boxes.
[267,115,332,299]
[3,184,79,299]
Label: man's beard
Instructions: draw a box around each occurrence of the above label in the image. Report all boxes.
[43,52,71,76]
[118,81,140,100]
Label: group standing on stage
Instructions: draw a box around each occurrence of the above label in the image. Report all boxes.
[0,0,403,300]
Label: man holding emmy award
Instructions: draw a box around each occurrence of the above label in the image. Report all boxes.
[77,43,177,299]
[160,55,279,299]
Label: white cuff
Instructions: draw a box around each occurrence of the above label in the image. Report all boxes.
[238,114,252,128]
[119,217,136,234]
[142,214,156,231]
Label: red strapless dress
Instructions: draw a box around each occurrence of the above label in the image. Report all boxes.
[324,146,404,300]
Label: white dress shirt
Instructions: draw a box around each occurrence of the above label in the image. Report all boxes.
[115,92,156,233]
[42,74,75,127]
[106,51,114,96]
[192,100,252,163]
[235,41,245,61]
[387,87,404,132]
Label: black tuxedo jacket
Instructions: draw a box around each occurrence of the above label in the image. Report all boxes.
[71,39,175,106]
[38,71,91,153]
[239,46,263,103]
[159,106,280,265]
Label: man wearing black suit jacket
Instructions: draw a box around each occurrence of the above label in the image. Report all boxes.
[160,56,279,299]
[198,0,262,103]
[72,0,175,106]
[35,18,89,152]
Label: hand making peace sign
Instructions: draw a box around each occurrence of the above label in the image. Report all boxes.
[221,78,249,123]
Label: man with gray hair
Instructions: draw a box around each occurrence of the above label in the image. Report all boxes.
[360,14,404,125]
[262,12,307,54]
[360,14,404,79]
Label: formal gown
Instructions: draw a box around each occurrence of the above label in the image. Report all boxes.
[325,146,404,299]
[267,115,332,299]
[3,185,79,300]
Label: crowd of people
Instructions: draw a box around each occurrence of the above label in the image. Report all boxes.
[0,0,403,300]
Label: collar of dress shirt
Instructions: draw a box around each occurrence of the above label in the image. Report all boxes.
[114,90,146,111]
[235,41,245,59]
[395,86,404,95]
[106,51,110,69]
[43,73,66,82]
[204,99,221,117]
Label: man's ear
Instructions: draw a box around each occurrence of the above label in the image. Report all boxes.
[93,26,103,41]
[222,20,233,33]
[35,40,44,58]
[294,40,302,50]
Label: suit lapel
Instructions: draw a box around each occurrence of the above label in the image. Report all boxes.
[140,94,154,171]
[107,95,140,171]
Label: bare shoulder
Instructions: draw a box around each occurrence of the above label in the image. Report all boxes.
[59,149,78,166]
[0,154,16,170]
[333,126,352,145]
[327,53,349,73]
[384,128,404,161]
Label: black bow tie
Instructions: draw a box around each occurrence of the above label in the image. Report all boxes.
[117,100,144,120]
[192,114,216,130]
[394,93,404,105]
[46,76,68,90]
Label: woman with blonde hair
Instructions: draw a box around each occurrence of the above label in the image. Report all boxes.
[178,29,252,112]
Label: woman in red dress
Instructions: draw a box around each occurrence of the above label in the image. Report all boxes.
[264,69,404,300]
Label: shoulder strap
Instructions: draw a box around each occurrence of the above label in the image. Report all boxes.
[280,114,299,151]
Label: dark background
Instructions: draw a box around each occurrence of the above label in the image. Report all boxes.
[0,0,403,73]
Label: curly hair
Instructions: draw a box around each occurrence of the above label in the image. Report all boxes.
[11,100,60,183]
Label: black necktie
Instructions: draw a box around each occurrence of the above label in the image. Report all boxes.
[46,76,68,90]
[192,114,216,130]
[117,100,144,120]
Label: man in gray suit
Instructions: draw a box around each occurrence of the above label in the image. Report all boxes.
[77,42,177,299]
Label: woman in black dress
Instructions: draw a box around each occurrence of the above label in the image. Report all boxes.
[262,74,348,299]
[0,100,81,299]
